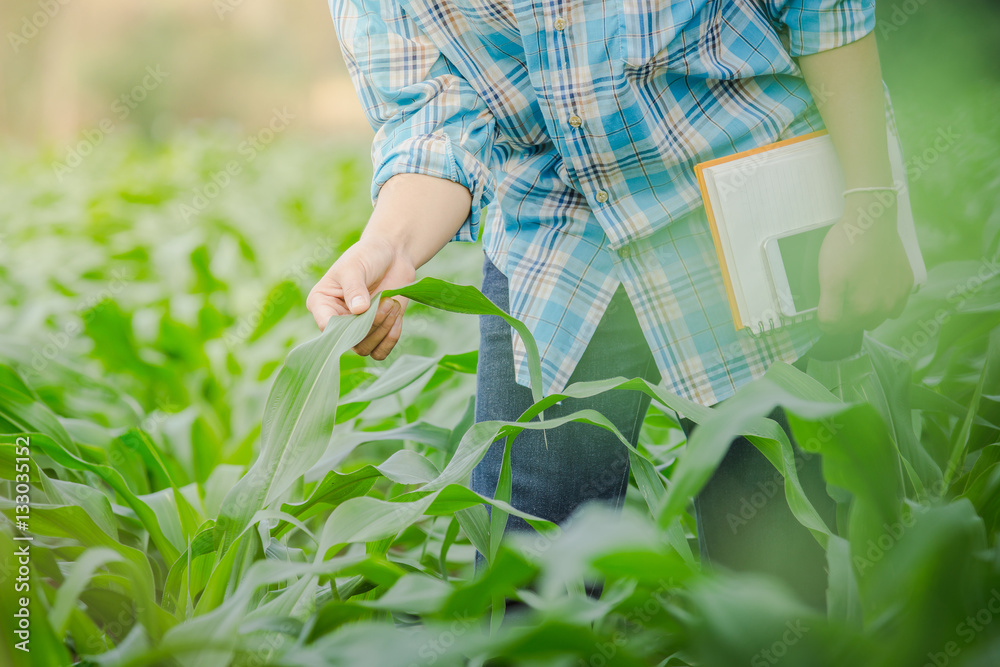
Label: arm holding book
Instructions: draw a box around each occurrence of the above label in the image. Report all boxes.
[797,30,915,334]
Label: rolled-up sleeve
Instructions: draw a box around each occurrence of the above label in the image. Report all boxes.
[330,0,497,242]
[765,0,877,57]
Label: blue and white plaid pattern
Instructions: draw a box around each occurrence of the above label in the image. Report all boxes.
[329,0,886,405]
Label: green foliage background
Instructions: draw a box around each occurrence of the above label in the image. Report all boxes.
[1,1,1000,666]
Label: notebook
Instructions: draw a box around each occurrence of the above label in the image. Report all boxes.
[694,128,927,335]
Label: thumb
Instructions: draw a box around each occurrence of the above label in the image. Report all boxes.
[338,261,372,315]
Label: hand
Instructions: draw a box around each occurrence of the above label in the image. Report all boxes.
[306,236,415,360]
[817,195,914,334]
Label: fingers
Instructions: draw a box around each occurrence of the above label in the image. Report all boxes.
[352,297,400,356]
[850,281,912,330]
[309,301,337,333]
[306,258,368,330]
[306,281,349,332]
[815,216,914,334]
[309,287,407,359]
[363,296,407,361]
[857,310,887,333]
[822,285,909,334]
[371,307,403,361]
[305,238,412,358]
[307,242,387,329]
[338,261,372,315]
[818,270,882,333]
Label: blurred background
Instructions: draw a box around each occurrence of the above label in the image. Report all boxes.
[2,5,999,665]
[0,0,997,425]
[1,0,997,262]
[0,0,371,143]
[3,0,997,156]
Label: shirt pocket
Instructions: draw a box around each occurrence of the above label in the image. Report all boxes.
[616,0,798,79]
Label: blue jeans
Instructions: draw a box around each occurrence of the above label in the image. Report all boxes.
[471,251,840,609]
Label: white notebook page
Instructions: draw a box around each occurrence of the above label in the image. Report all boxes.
[710,138,845,331]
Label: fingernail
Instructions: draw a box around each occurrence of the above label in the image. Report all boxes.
[351,296,366,311]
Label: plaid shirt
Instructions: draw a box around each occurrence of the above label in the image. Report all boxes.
[330,0,893,406]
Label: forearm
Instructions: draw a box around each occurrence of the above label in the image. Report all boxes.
[803,32,914,332]
[797,31,894,197]
[361,173,473,270]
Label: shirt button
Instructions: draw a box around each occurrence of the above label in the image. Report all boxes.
[568,114,582,128]
[554,17,567,31]
[617,246,632,260]
[595,189,609,203]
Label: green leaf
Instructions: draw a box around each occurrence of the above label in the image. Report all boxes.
[49,547,125,635]
[944,328,1000,488]
[0,530,74,667]
[0,365,79,456]
[8,431,183,564]
[245,280,300,342]
[213,301,381,555]
[385,278,544,402]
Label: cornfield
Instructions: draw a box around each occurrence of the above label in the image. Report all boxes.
[2,37,1000,666]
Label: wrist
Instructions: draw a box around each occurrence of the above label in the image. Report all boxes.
[844,188,898,227]
[365,173,471,269]
[359,225,418,271]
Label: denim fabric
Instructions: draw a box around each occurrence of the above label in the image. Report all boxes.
[472,251,662,537]
[683,409,839,610]
[471,250,843,609]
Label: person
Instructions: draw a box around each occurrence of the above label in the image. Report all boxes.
[307,0,915,610]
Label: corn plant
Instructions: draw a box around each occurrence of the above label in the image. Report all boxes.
[1,104,1000,665]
